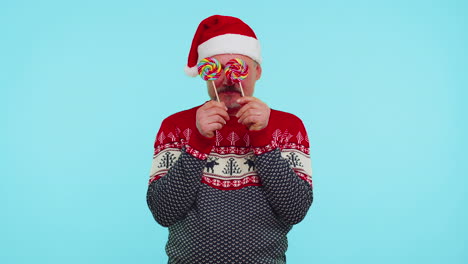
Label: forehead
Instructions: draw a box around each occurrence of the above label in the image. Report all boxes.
[212,54,254,64]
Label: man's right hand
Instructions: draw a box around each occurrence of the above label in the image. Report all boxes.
[196,101,230,138]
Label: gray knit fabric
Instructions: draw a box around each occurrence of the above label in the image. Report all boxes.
[147,149,313,263]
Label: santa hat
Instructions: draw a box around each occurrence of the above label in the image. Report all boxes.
[185,15,262,77]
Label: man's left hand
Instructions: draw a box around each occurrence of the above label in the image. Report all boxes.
[236,97,270,131]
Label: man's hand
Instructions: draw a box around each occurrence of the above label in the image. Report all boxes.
[196,101,230,138]
[236,97,270,131]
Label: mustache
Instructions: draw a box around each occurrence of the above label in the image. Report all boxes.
[217,85,241,93]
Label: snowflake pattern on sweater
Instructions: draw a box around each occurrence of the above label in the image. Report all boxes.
[147,105,313,263]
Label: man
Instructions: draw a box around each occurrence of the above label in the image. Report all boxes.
[147,15,313,263]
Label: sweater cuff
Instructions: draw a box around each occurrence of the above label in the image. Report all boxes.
[186,128,215,160]
[249,125,276,155]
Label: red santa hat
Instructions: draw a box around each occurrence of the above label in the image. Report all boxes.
[185,15,262,77]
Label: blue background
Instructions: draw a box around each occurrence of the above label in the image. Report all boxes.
[2,0,467,263]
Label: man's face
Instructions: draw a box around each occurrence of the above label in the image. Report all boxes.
[206,54,262,110]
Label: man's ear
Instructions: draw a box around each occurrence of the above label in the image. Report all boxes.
[255,63,262,80]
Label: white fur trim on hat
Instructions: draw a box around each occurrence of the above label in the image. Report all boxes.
[185,34,261,77]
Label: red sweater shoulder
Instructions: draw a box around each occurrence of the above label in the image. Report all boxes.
[269,109,306,128]
[162,105,201,127]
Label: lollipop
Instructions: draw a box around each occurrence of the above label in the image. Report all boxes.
[198,57,222,102]
[225,58,249,97]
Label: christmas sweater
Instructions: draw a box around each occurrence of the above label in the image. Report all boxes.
[147,105,313,264]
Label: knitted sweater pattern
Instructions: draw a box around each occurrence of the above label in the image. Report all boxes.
[147,105,313,264]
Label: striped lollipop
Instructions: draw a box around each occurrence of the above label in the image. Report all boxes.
[198,57,222,80]
[225,58,249,96]
[197,57,222,101]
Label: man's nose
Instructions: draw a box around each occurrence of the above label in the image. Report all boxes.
[222,70,235,86]
[215,70,234,87]
[224,76,234,86]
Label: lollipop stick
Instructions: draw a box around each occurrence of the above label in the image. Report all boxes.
[212,81,220,102]
[239,82,245,97]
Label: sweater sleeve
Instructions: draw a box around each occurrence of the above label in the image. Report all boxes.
[249,114,313,225]
[255,149,313,225]
[146,118,214,227]
[147,150,206,227]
